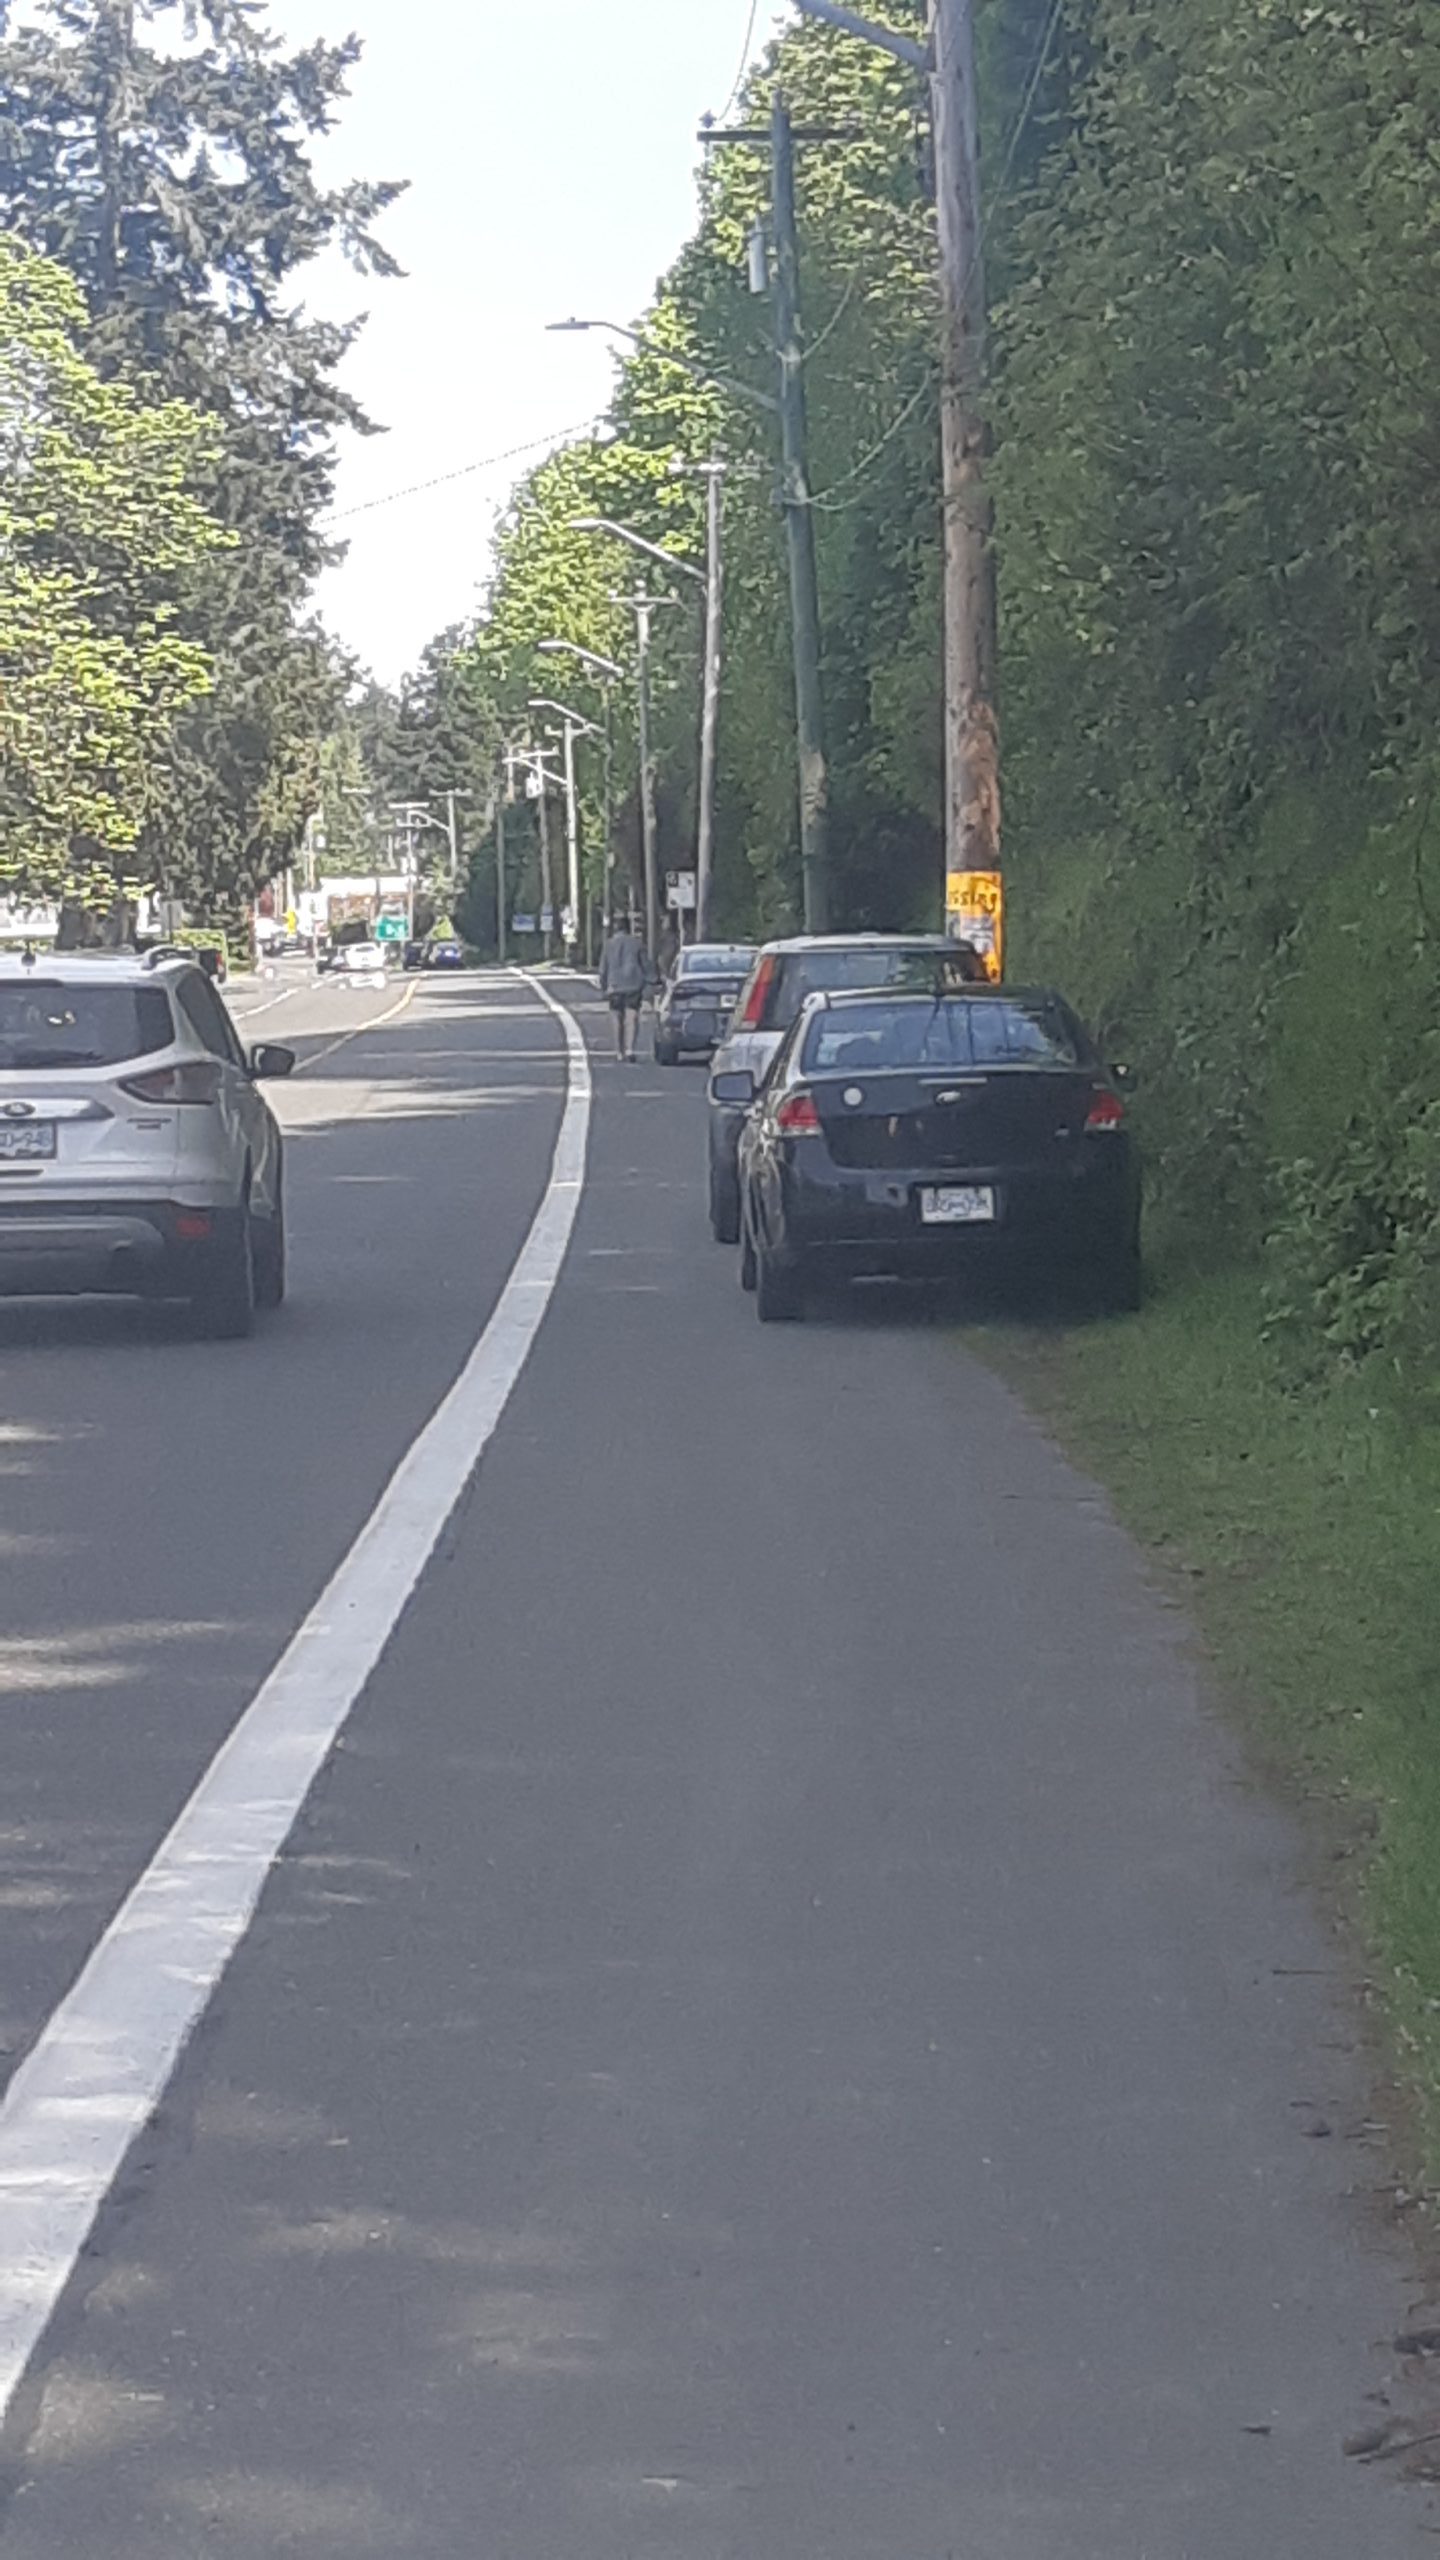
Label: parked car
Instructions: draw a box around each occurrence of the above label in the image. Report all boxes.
[422,938,466,971]
[653,943,755,1066]
[724,982,1141,1322]
[705,935,962,1242]
[0,951,293,1336]
[401,939,426,972]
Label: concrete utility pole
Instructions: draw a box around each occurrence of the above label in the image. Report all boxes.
[495,781,507,964]
[795,0,1002,911]
[771,94,830,934]
[700,104,834,930]
[694,461,725,941]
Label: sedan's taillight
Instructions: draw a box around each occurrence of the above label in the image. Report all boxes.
[776,1088,822,1136]
[120,1059,224,1106]
[1085,1089,1125,1132]
[738,953,777,1028]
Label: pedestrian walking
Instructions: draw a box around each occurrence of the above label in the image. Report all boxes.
[598,916,651,1061]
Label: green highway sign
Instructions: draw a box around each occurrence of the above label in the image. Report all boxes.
[374,913,407,941]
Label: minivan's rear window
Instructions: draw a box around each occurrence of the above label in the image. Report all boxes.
[0,983,174,1070]
[771,947,949,1027]
[803,996,1088,1073]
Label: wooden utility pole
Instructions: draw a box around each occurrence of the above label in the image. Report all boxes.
[795,0,1002,912]
[771,94,831,934]
[931,0,999,888]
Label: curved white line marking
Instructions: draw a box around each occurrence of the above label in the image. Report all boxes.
[0,972,589,2424]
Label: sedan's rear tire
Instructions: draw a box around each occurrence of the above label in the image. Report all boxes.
[739,1209,757,1292]
[755,1235,803,1324]
[1083,1231,1142,1318]
[191,1212,256,1340]
[254,1203,286,1310]
[710,1166,741,1246]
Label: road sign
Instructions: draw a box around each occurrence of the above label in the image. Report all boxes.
[666,870,697,912]
[539,905,555,934]
[945,869,1004,980]
[511,913,537,935]
[374,912,407,942]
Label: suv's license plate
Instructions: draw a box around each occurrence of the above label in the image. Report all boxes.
[0,1124,56,1160]
[920,1184,994,1224]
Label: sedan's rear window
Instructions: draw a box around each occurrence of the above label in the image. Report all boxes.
[680,945,755,977]
[0,983,174,1070]
[803,997,1087,1074]
[771,946,949,1027]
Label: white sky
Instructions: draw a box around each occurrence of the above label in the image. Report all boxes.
[262,0,793,682]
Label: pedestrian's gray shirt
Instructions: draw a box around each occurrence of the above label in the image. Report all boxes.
[600,931,646,996]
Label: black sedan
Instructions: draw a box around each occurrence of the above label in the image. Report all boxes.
[722,985,1141,1322]
[653,943,755,1066]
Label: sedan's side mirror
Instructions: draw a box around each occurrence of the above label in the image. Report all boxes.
[710,1069,756,1107]
[250,1043,296,1080]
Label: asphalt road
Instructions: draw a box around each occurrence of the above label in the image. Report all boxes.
[0,965,1431,2556]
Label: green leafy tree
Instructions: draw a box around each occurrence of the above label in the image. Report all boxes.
[0,0,402,917]
[0,231,227,907]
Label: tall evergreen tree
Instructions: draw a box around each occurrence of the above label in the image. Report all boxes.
[0,0,403,916]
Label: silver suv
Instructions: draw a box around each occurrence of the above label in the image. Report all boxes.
[0,951,294,1336]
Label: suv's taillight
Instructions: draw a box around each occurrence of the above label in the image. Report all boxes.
[1085,1089,1125,1133]
[776,1088,822,1136]
[120,1059,224,1106]
[738,953,778,1028]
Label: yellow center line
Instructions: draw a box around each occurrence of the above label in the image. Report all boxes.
[293,978,420,1075]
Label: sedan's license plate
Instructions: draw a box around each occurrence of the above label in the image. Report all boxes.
[0,1124,56,1161]
[919,1184,994,1224]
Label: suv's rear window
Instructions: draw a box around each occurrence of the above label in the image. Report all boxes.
[0,983,174,1070]
[803,996,1088,1073]
[770,946,949,1027]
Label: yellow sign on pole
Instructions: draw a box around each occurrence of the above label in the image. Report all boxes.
[946,869,1004,981]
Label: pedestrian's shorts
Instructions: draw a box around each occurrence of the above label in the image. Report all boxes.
[608,991,642,1013]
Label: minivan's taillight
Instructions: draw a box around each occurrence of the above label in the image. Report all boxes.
[120,1059,224,1106]
[1085,1089,1125,1133]
[776,1088,822,1136]
[739,953,778,1028]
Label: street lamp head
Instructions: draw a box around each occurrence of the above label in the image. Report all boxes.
[536,639,625,681]
[546,317,595,334]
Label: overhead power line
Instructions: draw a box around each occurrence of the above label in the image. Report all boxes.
[319,417,607,526]
[719,0,763,123]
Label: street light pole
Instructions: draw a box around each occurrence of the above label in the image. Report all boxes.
[530,695,602,959]
[569,518,712,951]
[624,594,661,959]
[537,640,624,955]
[505,744,562,958]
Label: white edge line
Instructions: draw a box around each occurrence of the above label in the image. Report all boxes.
[0,970,590,2422]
